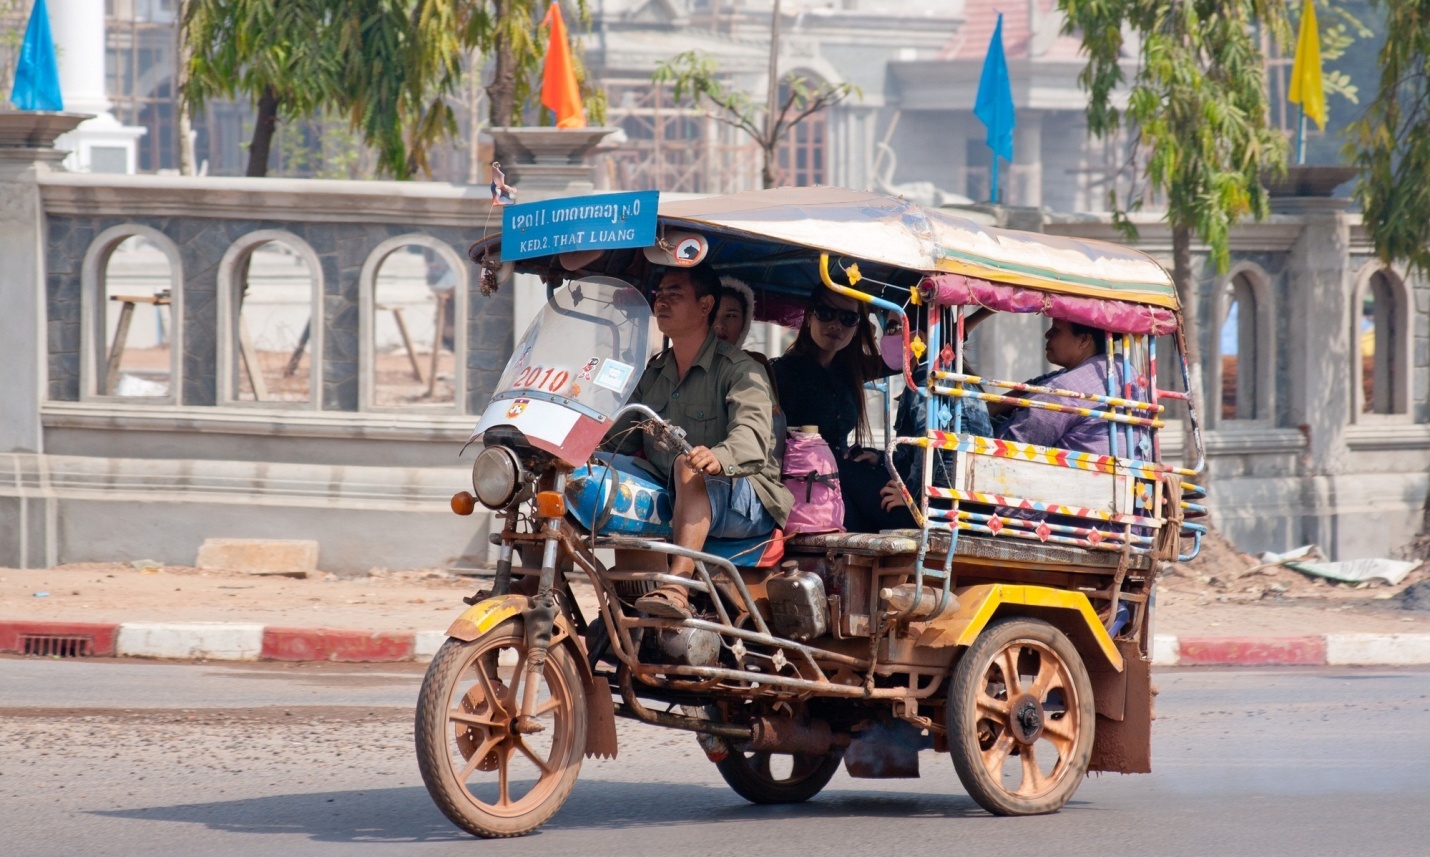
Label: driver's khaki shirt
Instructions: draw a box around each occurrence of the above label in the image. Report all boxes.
[607,331,792,526]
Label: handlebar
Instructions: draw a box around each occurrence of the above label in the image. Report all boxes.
[613,403,694,457]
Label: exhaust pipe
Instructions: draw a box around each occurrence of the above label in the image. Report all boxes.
[749,716,849,755]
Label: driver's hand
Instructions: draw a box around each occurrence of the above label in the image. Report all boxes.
[685,446,723,475]
[879,480,905,512]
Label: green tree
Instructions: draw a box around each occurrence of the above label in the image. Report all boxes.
[1348,1,1430,274]
[184,0,600,179]
[183,0,339,176]
[653,0,858,190]
[1059,0,1292,424]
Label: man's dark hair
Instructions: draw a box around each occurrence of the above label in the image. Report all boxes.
[1069,321,1109,354]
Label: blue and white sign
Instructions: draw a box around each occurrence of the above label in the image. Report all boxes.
[502,190,659,262]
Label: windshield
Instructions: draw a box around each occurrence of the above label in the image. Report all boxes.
[490,276,653,422]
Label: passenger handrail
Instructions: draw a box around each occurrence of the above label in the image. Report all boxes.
[933,385,1165,429]
[933,370,1165,413]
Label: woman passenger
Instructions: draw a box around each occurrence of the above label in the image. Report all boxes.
[771,289,898,532]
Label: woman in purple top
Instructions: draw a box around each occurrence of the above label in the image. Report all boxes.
[994,319,1111,455]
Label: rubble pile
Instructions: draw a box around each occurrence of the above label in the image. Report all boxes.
[1160,528,1429,605]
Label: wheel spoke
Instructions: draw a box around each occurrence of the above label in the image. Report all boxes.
[504,652,529,711]
[449,710,501,729]
[513,736,553,776]
[980,728,1015,779]
[532,696,561,718]
[998,648,1023,697]
[1017,742,1048,796]
[1029,657,1065,701]
[458,733,501,780]
[471,655,505,719]
[496,745,513,807]
[1041,714,1077,749]
[976,689,1010,718]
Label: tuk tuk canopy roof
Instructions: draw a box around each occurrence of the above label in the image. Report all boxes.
[658,188,1179,311]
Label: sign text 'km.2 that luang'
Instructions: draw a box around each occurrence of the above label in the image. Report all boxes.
[501,191,659,261]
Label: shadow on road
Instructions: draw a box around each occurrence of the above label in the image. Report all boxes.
[92,779,1004,842]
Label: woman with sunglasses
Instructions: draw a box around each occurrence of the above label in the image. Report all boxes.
[771,289,898,532]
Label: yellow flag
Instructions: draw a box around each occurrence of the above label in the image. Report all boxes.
[1289,0,1327,129]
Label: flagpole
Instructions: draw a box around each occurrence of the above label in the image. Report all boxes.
[991,157,1000,204]
[1296,104,1306,165]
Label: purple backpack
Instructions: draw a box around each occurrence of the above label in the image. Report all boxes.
[781,429,844,534]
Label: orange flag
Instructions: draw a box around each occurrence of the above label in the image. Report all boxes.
[541,2,586,129]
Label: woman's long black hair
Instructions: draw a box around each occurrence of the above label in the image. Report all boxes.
[784,289,885,448]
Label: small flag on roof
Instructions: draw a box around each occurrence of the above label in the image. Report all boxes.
[974,12,1016,203]
[9,0,64,112]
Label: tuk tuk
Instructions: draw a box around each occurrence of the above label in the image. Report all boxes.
[417,187,1207,837]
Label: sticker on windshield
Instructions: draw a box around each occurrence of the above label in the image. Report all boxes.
[505,398,530,419]
[593,359,634,392]
[578,357,599,381]
[511,365,572,394]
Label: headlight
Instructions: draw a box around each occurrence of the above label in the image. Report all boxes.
[472,445,522,509]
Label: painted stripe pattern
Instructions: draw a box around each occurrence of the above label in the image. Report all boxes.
[935,371,1164,414]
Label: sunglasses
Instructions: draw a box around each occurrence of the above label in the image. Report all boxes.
[811,304,861,328]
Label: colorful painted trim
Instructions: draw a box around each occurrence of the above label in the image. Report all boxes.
[934,386,1165,430]
[923,485,1164,529]
[935,371,1164,414]
[926,507,1155,548]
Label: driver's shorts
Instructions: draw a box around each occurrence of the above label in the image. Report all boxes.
[603,453,775,540]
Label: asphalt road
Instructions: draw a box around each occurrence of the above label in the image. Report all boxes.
[2,658,1427,857]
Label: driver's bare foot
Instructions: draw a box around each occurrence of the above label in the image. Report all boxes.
[636,584,692,619]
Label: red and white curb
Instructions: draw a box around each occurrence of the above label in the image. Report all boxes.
[3,621,1430,665]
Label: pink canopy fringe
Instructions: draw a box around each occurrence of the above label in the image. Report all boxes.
[919,274,1179,336]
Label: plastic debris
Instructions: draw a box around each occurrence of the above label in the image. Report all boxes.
[1254,544,1325,568]
[1284,558,1421,587]
[33,591,48,598]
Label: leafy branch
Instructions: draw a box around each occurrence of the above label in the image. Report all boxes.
[653,50,859,189]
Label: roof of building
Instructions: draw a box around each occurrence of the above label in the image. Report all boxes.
[939,0,1084,63]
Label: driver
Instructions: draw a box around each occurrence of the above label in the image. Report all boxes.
[604,265,792,619]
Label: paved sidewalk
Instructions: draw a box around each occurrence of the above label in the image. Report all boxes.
[3,562,1429,666]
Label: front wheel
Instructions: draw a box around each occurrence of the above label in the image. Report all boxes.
[946,617,1095,816]
[714,740,844,804]
[414,621,587,838]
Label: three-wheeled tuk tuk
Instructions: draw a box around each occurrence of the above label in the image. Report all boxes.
[417,187,1207,837]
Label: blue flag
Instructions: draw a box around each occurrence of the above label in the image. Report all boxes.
[10,0,64,112]
[973,13,1015,166]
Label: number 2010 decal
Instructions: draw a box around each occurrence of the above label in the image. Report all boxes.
[512,365,570,393]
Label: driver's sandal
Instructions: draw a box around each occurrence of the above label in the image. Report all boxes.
[635,584,692,619]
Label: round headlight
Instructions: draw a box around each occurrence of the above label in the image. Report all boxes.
[472,445,522,509]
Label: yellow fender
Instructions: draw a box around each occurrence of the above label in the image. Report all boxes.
[445,594,530,641]
[916,583,1124,672]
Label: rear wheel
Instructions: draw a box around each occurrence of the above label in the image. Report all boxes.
[414,621,587,838]
[714,740,844,804]
[946,617,1094,816]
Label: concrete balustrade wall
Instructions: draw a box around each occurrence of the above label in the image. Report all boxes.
[2,132,1428,571]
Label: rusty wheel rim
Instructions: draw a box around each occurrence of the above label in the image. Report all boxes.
[445,641,575,818]
[740,749,823,784]
[972,639,1079,800]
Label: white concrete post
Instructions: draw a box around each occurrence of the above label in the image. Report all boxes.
[49,0,146,173]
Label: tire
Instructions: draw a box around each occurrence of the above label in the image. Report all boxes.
[714,740,844,804]
[414,621,587,838]
[946,617,1095,816]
